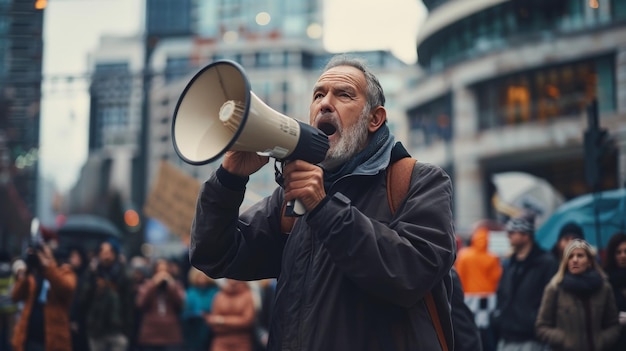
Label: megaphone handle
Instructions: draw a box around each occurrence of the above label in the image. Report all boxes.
[285,199,306,217]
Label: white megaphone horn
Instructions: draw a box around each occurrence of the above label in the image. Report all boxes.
[171,60,329,216]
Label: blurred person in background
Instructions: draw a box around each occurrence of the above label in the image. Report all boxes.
[603,232,626,351]
[135,258,185,351]
[455,223,502,351]
[551,222,585,263]
[67,244,90,351]
[536,239,620,351]
[78,240,134,351]
[492,212,557,351]
[0,250,18,351]
[11,241,76,351]
[450,267,483,351]
[129,255,150,351]
[253,278,277,351]
[182,267,219,351]
[206,279,256,351]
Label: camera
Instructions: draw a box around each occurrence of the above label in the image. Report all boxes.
[25,242,43,271]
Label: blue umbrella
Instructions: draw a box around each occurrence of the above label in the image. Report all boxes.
[536,188,626,250]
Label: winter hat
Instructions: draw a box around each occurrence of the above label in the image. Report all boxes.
[505,212,535,236]
[558,222,584,241]
[106,238,121,256]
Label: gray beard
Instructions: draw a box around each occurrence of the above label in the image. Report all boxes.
[319,109,369,171]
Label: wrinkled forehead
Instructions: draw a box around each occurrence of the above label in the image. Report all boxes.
[315,65,367,92]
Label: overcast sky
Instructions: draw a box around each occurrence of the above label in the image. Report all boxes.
[39,0,426,192]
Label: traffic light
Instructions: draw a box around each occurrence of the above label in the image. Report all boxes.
[584,100,609,190]
[124,208,141,232]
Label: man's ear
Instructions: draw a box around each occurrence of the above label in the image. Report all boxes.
[368,106,387,133]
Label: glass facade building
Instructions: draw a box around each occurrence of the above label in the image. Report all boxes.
[409,0,625,231]
[0,0,44,252]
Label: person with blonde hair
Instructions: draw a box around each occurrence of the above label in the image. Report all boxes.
[536,239,621,351]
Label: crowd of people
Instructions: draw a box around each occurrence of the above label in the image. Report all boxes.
[0,238,277,351]
[456,215,626,351]
[0,53,625,351]
[0,216,624,351]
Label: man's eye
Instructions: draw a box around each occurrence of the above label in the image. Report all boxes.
[314,93,324,99]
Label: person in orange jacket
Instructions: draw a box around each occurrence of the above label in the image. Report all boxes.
[455,224,503,351]
[11,242,77,351]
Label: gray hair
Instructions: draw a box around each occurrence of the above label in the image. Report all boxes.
[322,55,386,112]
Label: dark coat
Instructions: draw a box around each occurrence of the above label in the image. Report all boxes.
[493,244,558,342]
[451,268,483,351]
[606,268,626,351]
[536,279,621,351]
[11,264,76,351]
[190,144,456,351]
[78,261,134,339]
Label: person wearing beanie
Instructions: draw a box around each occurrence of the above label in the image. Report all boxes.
[551,222,585,262]
[492,212,558,351]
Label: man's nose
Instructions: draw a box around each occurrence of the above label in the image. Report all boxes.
[319,95,335,114]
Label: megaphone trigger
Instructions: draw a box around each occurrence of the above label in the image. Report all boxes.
[285,199,306,217]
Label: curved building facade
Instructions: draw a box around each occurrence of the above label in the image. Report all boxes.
[406,0,625,232]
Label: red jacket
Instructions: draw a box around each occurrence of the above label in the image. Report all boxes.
[136,279,185,346]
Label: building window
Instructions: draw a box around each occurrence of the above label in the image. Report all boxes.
[418,1,621,71]
[407,94,452,148]
[474,55,615,130]
[165,57,191,83]
[614,0,626,20]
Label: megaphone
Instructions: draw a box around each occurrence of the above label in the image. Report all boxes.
[171,60,329,216]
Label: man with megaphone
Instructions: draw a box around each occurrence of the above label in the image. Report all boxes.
[187,55,456,350]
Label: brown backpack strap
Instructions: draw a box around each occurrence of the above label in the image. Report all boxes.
[387,158,449,351]
[386,157,416,213]
[425,292,449,351]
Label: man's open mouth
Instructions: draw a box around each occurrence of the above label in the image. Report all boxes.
[318,121,337,136]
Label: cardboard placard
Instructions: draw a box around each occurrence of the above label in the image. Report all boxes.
[144,161,200,239]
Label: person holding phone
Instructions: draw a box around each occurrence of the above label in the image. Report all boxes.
[11,242,76,351]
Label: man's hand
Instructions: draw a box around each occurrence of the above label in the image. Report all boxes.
[222,151,269,177]
[283,160,326,212]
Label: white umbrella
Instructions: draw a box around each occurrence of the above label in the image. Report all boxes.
[492,172,565,228]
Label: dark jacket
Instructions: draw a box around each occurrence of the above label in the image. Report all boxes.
[536,279,620,351]
[190,141,456,351]
[493,243,558,342]
[604,268,626,351]
[78,261,134,338]
[450,268,483,351]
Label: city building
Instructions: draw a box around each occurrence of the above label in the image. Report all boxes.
[147,38,413,210]
[0,0,45,253]
[67,0,416,255]
[405,0,626,232]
